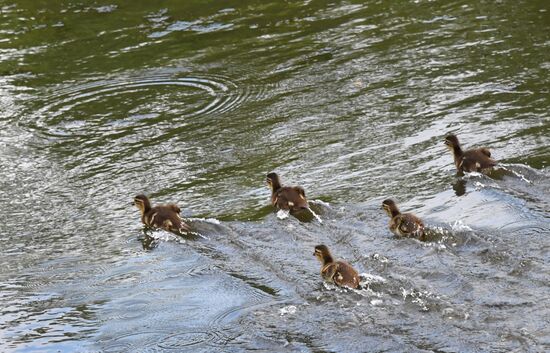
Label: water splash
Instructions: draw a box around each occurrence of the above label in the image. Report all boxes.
[276,209,290,220]
[450,220,473,232]
[306,207,323,223]
[279,305,297,316]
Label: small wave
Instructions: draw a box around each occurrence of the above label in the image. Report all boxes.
[187,231,210,241]
[188,217,221,225]
[149,20,234,38]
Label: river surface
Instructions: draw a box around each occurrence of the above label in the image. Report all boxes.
[1,1,549,352]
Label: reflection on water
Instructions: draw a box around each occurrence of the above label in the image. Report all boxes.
[0,0,549,352]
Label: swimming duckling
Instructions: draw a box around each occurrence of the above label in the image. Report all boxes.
[444,134,497,173]
[314,245,360,289]
[266,172,308,212]
[382,199,424,239]
[133,194,191,234]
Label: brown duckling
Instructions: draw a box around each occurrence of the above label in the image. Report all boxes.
[314,245,360,289]
[266,172,308,212]
[382,199,424,239]
[133,194,191,234]
[444,134,497,173]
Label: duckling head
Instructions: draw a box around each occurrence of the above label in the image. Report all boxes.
[382,199,400,218]
[133,194,151,215]
[266,172,281,191]
[444,134,460,150]
[314,244,334,264]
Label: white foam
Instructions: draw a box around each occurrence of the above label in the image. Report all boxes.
[279,305,297,316]
[473,181,485,189]
[322,282,349,292]
[189,217,221,225]
[370,299,383,306]
[372,253,389,263]
[450,220,473,232]
[464,171,483,178]
[277,209,290,220]
[307,207,323,223]
[310,199,331,207]
[360,273,387,284]
[188,231,210,240]
[148,230,185,244]
[504,167,533,184]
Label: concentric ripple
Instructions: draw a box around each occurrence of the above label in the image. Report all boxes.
[26,71,263,138]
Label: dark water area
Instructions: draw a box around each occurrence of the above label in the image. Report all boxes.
[1,0,549,352]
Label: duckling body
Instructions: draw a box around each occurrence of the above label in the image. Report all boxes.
[382,199,424,239]
[444,134,497,173]
[314,245,360,289]
[266,173,308,212]
[133,194,191,234]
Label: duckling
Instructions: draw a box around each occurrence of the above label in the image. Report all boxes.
[382,199,424,239]
[444,134,497,173]
[133,194,191,234]
[314,245,360,289]
[266,172,308,212]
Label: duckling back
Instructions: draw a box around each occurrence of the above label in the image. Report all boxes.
[273,186,308,211]
[459,149,497,172]
[144,204,191,234]
[321,261,360,289]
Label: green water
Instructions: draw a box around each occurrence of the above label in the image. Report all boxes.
[1,1,549,352]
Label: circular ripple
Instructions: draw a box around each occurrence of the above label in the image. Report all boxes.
[157,331,214,349]
[158,327,236,349]
[28,71,262,137]
[102,330,166,353]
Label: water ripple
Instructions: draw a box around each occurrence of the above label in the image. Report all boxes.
[27,70,262,138]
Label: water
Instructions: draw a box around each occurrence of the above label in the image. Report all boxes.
[1,1,549,352]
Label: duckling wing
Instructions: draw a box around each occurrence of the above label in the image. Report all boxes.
[478,147,491,158]
[321,263,338,282]
[388,216,399,234]
[150,206,191,234]
[462,150,497,171]
[397,214,424,236]
[275,187,308,210]
[333,261,360,289]
[167,203,181,214]
[294,186,306,199]
[292,186,309,208]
